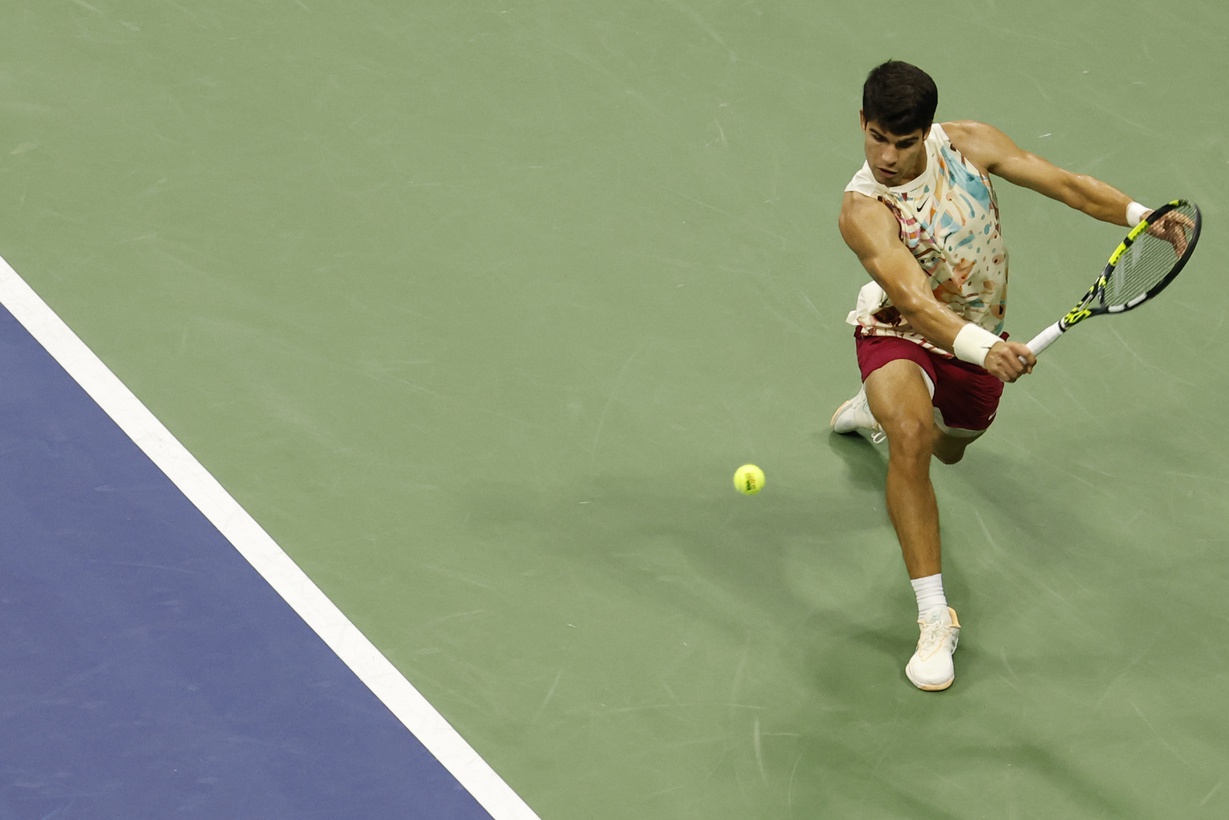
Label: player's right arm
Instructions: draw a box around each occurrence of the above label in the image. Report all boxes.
[838,192,1033,382]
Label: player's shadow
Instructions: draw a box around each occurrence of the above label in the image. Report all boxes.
[461,469,864,639]
[458,425,1107,712]
[457,432,913,692]
[825,423,1104,564]
[822,428,887,494]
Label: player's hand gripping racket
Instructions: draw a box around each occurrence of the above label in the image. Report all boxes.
[1026,199,1202,356]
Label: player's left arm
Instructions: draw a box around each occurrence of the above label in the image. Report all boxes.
[944,120,1142,227]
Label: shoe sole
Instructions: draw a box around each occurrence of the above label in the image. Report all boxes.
[907,673,954,692]
[829,400,855,433]
[830,398,885,443]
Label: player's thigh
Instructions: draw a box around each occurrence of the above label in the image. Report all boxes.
[864,359,933,436]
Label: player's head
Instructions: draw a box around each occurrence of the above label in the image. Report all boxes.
[859,60,937,186]
[860,60,938,137]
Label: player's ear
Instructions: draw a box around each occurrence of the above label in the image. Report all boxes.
[859,110,867,130]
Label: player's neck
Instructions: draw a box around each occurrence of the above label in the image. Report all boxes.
[895,154,928,186]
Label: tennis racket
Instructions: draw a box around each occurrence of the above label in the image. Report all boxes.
[1026,199,1201,356]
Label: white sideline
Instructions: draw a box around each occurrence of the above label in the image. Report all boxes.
[0,256,539,820]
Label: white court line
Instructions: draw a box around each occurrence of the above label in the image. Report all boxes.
[0,255,540,820]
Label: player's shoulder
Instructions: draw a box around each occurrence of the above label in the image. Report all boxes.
[940,120,1021,174]
[939,119,999,146]
[841,188,882,211]
[840,189,887,222]
[938,120,1017,153]
[839,190,898,250]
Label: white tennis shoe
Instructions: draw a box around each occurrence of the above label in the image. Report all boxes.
[830,384,886,444]
[906,607,961,691]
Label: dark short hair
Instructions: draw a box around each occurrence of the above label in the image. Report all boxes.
[862,60,938,136]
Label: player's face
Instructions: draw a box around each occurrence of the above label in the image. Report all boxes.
[860,114,929,187]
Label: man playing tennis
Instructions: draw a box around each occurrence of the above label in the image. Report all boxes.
[831,60,1158,691]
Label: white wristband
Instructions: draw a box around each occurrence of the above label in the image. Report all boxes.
[1126,201,1149,228]
[952,324,1002,367]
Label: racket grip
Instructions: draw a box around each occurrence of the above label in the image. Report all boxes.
[1025,322,1064,357]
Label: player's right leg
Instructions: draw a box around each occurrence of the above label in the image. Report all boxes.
[863,359,960,690]
[863,359,941,579]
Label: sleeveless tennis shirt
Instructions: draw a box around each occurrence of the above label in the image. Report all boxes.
[844,123,1008,354]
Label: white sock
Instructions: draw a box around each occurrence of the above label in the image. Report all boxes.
[910,573,947,620]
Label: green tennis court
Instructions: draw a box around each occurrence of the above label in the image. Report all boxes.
[3,1,1228,817]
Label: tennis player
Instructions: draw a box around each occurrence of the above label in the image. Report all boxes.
[831,60,1155,691]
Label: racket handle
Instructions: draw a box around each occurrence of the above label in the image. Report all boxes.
[1025,322,1065,357]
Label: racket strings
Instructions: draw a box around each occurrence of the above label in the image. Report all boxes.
[1103,203,1199,307]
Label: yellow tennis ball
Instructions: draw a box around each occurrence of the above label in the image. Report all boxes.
[734,464,765,495]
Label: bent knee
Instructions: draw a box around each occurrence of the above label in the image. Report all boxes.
[884,417,933,458]
[932,431,980,465]
[934,448,966,465]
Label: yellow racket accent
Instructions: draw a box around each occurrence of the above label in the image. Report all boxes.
[1061,276,1104,327]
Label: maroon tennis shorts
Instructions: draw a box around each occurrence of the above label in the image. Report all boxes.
[853,331,1005,434]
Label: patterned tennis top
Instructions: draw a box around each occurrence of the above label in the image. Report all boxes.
[844,123,1008,354]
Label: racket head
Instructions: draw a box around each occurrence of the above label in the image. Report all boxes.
[1099,199,1201,313]
[1059,199,1201,331]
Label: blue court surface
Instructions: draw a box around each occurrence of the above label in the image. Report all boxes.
[0,271,532,818]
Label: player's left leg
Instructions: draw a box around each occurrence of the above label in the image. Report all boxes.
[931,425,983,465]
[928,354,1005,465]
